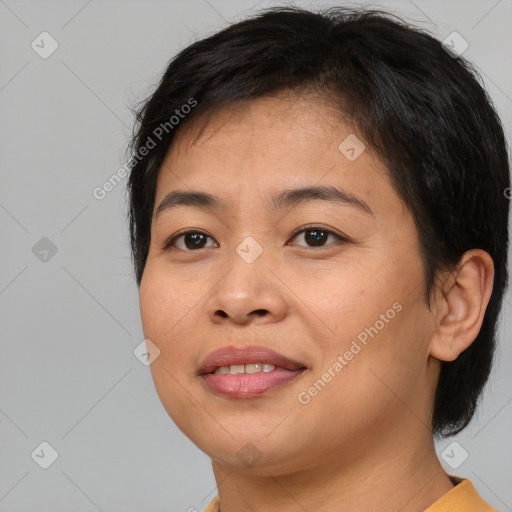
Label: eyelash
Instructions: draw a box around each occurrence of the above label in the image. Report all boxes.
[163,226,347,251]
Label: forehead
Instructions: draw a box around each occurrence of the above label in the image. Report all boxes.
[167,91,345,162]
[154,92,401,220]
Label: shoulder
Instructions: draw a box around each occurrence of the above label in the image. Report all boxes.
[426,476,498,511]
[201,496,219,512]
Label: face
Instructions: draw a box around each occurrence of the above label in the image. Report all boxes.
[139,91,439,475]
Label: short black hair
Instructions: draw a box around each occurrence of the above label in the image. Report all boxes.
[126,6,510,437]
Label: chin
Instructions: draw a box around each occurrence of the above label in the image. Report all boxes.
[190,428,312,475]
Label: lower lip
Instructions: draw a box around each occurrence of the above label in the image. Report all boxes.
[201,368,306,398]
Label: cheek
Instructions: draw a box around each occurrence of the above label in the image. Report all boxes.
[139,262,199,367]
[296,310,424,451]
[139,263,205,424]
[139,266,167,341]
[140,260,192,327]
[298,269,395,349]
[299,261,428,408]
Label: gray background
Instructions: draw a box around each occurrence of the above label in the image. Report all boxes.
[0,0,511,511]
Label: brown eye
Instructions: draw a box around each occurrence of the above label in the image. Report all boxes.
[165,231,217,250]
[289,227,345,247]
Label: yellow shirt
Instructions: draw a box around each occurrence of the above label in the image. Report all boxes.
[202,477,497,511]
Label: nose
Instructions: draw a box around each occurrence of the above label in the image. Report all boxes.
[205,241,288,326]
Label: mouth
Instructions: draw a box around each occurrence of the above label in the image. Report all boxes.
[198,345,308,398]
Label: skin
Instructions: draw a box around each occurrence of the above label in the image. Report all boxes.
[139,90,494,512]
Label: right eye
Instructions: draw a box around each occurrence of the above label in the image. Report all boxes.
[164,231,218,251]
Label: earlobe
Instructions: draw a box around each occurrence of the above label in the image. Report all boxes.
[429,249,494,362]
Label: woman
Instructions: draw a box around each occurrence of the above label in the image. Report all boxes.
[126,6,509,511]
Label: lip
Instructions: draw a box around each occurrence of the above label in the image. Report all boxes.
[198,345,308,398]
[198,345,306,375]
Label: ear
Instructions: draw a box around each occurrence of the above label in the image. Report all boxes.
[429,249,494,362]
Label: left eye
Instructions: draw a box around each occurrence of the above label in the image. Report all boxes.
[165,227,345,251]
[288,227,345,247]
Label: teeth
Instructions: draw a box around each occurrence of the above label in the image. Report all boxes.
[213,363,276,374]
[229,364,245,375]
[245,363,262,374]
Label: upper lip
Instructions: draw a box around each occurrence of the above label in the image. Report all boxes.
[198,345,307,375]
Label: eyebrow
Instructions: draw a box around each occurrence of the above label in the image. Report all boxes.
[154,185,373,218]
